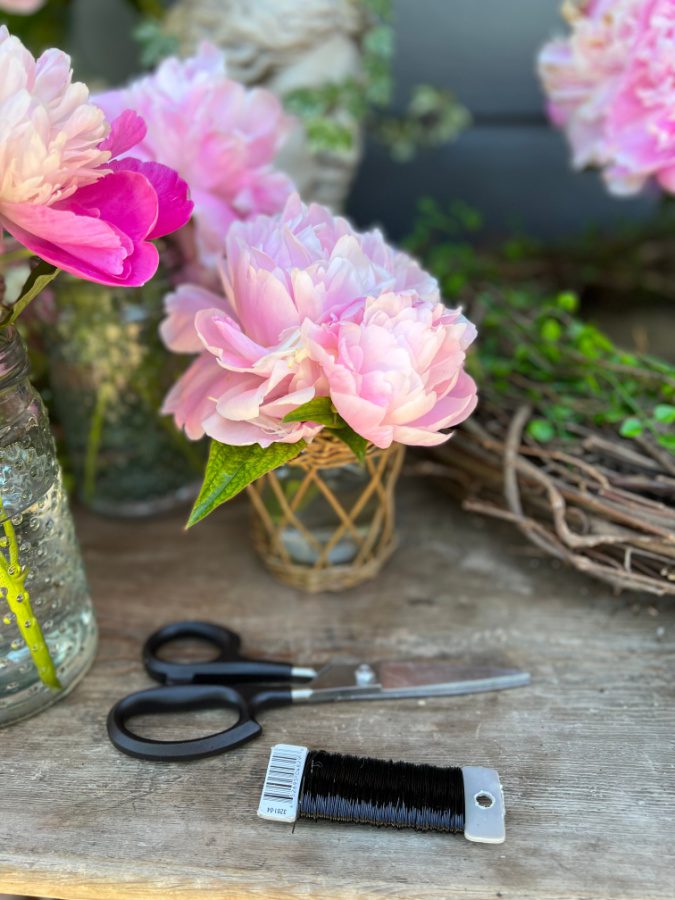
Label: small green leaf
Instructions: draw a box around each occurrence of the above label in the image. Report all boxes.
[187,440,305,527]
[283,397,340,427]
[657,434,675,452]
[3,260,58,325]
[540,317,562,343]
[330,425,369,462]
[556,291,579,313]
[619,417,643,438]
[527,419,555,443]
[653,404,675,424]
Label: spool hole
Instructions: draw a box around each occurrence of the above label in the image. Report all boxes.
[474,791,495,809]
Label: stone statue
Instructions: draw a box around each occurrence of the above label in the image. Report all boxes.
[164,0,369,210]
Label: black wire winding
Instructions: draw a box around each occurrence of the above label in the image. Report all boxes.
[297,750,465,833]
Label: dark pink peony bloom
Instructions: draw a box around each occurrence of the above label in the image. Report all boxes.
[0,27,193,286]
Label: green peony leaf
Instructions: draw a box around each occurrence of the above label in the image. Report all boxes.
[283,397,340,427]
[283,398,369,461]
[3,260,58,326]
[332,425,369,463]
[187,440,306,528]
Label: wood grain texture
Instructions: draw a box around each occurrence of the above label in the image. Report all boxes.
[1,477,673,900]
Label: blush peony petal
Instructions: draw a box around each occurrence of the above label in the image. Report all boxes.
[162,353,230,441]
[93,44,293,273]
[194,309,267,370]
[229,267,300,347]
[161,284,231,353]
[0,1,45,12]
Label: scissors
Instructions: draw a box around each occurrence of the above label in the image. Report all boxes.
[107,620,530,761]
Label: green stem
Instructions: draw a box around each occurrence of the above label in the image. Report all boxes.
[83,382,112,503]
[0,504,60,690]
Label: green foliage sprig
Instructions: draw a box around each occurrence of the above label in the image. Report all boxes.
[407,200,675,459]
[473,288,675,457]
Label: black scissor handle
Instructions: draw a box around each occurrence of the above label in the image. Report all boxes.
[107,682,292,761]
[143,620,294,685]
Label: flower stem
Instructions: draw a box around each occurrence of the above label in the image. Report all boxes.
[0,502,61,690]
[83,382,112,504]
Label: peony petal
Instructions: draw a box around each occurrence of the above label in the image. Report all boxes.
[110,158,193,239]
[0,200,157,287]
[162,353,229,440]
[195,309,268,371]
[99,110,147,157]
[161,285,231,353]
[64,169,158,242]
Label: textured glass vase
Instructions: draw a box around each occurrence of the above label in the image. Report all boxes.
[0,327,96,727]
[48,272,203,517]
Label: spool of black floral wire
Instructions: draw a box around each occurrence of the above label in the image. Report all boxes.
[257,745,506,844]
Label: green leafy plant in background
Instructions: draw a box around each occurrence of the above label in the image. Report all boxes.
[407,199,675,460]
[126,0,178,68]
[282,0,470,157]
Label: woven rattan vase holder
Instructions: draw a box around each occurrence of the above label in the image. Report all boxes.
[247,434,405,593]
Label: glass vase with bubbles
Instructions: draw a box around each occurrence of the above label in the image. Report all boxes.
[0,326,96,726]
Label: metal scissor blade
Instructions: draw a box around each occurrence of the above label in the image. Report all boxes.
[292,660,530,704]
[377,660,530,699]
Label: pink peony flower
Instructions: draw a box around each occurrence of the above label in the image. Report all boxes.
[0,27,193,287]
[0,0,45,12]
[162,194,477,449]
[302,294,477,448]
[95,44,294,270]
[0,25,192,286]
[538,0,675,195]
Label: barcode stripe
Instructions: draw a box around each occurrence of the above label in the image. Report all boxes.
[257,744,309,823]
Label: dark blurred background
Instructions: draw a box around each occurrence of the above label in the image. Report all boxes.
[67,0,657,241]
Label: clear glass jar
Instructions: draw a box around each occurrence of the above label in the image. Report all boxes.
[0,327,96,727]
[47,270,204,517]
[265,460,379,565]
[248,435,406,592]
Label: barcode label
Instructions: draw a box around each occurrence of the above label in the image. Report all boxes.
[257,744,309,823]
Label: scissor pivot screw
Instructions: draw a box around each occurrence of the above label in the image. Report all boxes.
[355,664,376,685]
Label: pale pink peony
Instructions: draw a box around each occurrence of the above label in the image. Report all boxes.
[162,195,477,449]
[95,44,294,270]
[0,27,193,286]
[302,294,477,448]
[538,0,675,195]
[0,0,45,12]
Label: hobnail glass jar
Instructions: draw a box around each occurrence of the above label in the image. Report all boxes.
[0,327,96,727]
[47,270,203,517]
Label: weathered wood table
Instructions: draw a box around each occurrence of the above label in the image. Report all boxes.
[1,478,673,899]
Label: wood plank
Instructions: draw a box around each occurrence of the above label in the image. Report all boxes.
[1,478,673,900]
